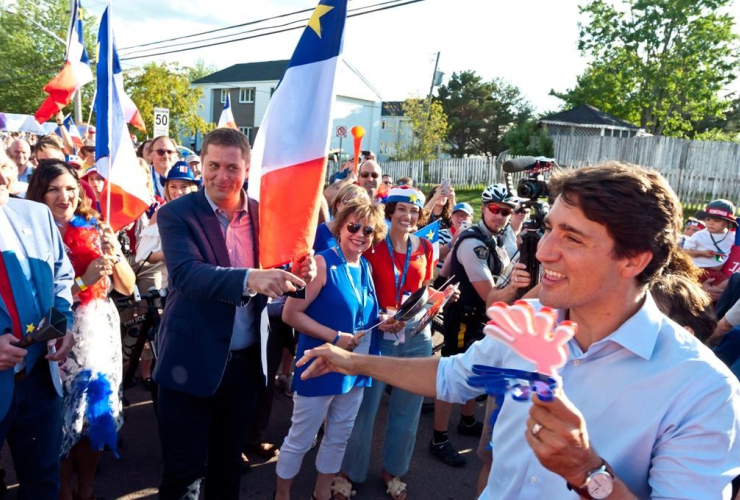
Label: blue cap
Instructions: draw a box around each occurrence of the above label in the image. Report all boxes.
[452,202,474,216]
[165,161,200,185]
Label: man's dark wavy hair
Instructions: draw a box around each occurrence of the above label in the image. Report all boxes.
[547,162,683,286]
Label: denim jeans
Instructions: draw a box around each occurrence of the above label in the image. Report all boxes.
[341,327,432,482]
[0,361,62,500]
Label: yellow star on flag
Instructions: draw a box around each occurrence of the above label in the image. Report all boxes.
[426,230,434,240]
[26,323,34,334]
[307,4,334,39]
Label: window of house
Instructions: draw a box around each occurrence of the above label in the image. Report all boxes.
[239,127,254,143]
[220,89,228,103]
[239,88,255,103]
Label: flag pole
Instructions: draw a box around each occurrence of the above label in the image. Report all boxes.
[104,1,113,226]
[84,89,96,139]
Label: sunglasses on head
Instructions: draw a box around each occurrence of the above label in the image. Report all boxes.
[360,171,379,179]
[486,204,512,216]
[155,149,176,156]
[82,146,95,153]
[346,222,375,236]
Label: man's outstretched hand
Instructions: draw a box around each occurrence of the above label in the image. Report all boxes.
[296,343,358,379]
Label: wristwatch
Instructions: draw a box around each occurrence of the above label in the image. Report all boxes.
[567,459,615,499]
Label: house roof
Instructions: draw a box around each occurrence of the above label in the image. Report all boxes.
[540,104,638,129]
[193,60,289,84]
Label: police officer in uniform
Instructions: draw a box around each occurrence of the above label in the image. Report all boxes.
[429,184,531,467]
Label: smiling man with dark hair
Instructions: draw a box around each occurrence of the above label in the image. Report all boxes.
[299,162,740,499]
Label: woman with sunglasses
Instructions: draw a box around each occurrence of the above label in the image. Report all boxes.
[335,186,450,500]
[275,201,385,500]
[314,184,371,252]
[26,160,136,500]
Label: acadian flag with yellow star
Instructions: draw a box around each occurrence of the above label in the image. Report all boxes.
[414,220,441,264]
[248,0,348,268]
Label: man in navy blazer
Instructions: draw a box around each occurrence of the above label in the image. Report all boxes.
[155,128,315,500]
[0,153,75,499]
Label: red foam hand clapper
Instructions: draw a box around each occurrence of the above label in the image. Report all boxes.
[483,300,576,377]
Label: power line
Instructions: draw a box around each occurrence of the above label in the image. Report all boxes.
[120,0,423,61]
[117,4,317,52]
[118,0,408,57]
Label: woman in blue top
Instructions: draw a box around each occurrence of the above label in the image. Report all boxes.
[276,201,386,500]
[313,184,370,252]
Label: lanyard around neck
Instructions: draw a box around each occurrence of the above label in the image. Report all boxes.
[385,233,412,307]
[335,246,366,328]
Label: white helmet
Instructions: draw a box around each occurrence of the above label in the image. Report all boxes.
[481,184,516,207]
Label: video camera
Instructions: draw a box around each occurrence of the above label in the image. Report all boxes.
[501,156,559,296]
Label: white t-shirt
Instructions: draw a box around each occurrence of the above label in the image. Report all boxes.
[684,229,734,268]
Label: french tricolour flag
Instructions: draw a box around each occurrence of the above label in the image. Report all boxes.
[218,93,238,129]
[34,0,93,125]
[248,0,347,268]
[415,221,440,264]
[94,4,152,232]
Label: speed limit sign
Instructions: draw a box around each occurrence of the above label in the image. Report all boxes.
[336,126,347,138]
[154,107,170,137]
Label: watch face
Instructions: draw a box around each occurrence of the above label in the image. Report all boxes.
[587,471,614,499]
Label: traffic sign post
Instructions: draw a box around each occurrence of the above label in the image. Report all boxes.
[154,108,170,137]
[336,125,347,163]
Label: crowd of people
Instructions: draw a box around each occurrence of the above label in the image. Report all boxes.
[1,123,740,500]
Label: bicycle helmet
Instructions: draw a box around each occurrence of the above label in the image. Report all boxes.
[481,183,517,207]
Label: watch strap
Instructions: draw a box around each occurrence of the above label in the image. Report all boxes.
[566,459,615,498]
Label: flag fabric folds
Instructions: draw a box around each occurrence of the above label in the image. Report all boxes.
[56,115,84,148]
[34,0,93,124]
[248,0,348,268]
[217,93,238,130]
[94,5,151,232]
[414,221,440,263]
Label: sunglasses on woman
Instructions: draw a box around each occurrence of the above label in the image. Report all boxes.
[360,171,379,179]
[155,148,177,156]
[346,222,376,236]
[486,204,512,216]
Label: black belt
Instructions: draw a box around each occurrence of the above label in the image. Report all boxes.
[226,343,258,362]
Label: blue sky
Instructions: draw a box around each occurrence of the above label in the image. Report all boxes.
[78,0,740,114]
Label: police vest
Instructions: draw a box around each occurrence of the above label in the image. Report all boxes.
[448,226,505,312]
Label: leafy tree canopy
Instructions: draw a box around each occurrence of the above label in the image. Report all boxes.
[124,62,213,141]
[436,71,532,157]
[388,98,448,161]
[551,0,740,138]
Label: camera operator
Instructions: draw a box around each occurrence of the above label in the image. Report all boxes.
[429,184,531,467]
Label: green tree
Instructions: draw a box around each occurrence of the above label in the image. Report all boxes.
[552,0,740,137]
[388,98,448,161]
[503,119,555,157]
[125,62,213,141]
[0,0,97,119]
[436,71,532,157]
[188,59,218,82]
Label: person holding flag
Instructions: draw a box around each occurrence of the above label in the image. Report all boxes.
[335,186,453,500]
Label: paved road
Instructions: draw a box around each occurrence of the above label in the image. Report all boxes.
[2,366,487,499]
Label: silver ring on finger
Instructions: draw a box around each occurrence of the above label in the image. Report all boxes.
[531,423,543,438]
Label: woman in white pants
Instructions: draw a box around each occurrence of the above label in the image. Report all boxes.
[275,202,385,500]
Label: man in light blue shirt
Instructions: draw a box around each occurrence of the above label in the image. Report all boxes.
[299,162,740,499]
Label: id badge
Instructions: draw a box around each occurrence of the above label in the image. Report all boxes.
[383,327,405,344]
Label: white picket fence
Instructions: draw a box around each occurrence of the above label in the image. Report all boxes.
[327,134,740,205]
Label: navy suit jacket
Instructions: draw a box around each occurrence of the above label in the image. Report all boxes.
[0,199,74,420]
[153,189,267,397]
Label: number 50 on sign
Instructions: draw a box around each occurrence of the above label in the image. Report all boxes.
[154,108,170,137]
